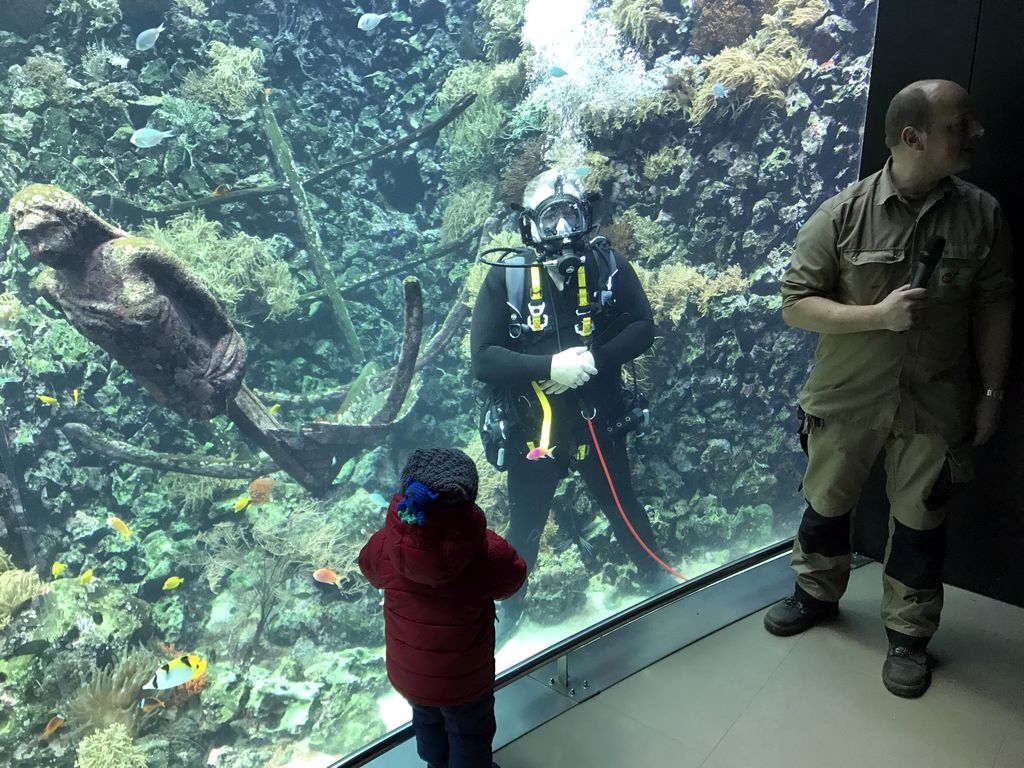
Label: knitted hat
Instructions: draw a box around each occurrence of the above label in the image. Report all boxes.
[400,448,479,507]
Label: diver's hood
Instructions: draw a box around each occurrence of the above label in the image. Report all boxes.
[383,494,487,587]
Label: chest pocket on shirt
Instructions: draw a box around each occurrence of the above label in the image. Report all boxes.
[930,245,976,303]
[840,248,907,306]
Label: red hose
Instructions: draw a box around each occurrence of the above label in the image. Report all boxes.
[584,414,688,582]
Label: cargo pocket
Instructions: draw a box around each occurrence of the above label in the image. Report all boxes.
[840,248,907,305]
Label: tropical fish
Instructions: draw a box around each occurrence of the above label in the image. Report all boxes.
[268,403,281,415]
[233,495,251,512]
[711,82,730,99]
[3,639,49,660]
[135,22,166,51]
[41,714,66,739]
[79,568,94,586]
[107,515,132,540]
[211,184,231,196]
[358,12,389,31]
[575,166,592,178]
[35,394,58,406]
[526,445,556,461]
[549,65,568,77]
[130,128,176,148]
[51,561,67,578]
[72,388,79,406]
[819,58,834,68]
[162,576,184,591]
[139,697,165,713]
[313,567,342,588]
[369,491,388,507]
[142,654,207,690]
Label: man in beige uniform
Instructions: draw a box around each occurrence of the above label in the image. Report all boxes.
[764,80,1014,697]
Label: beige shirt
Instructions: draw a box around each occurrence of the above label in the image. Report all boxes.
[781,159,1014,444]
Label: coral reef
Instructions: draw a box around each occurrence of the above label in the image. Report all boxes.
[478,0,527,61]
[76,723,149,768]
[0,549,43,631]
[69,647,160,737]
[440,181,498,244]
[610,0,680,56]
[20,56,71,105]
[437,59,525,185]
[181,42,265,119]
[140,212,299,322]
[688,23,808,124]
[0,292,23,330]
[688,0,763,55]
[53,0,121,31]
[636,263,752,328]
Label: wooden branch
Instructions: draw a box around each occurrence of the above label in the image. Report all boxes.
[261,91,363,363]
[60,422,276,479]
[371,276,422,425]
[92,92,479,222]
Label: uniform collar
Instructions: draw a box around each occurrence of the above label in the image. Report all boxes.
[876,157,955,207]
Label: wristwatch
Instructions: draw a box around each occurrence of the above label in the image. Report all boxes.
[983,389,1004,400]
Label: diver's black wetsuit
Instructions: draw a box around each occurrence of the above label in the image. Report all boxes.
[470,244,663,582]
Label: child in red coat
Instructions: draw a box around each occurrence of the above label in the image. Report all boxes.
[359,448,526,768]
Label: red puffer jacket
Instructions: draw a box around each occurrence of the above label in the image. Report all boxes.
[359,494,526,707]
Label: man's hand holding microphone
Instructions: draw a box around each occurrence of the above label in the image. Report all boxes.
[539,346,597,394]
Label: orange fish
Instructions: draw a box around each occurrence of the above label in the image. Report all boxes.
[41,714,66,739]
[313,568,342,588]
[819,58,834,68]
[211,184,231,197]
[263,87,273,96]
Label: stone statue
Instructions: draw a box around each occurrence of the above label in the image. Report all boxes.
[8,185,422,496]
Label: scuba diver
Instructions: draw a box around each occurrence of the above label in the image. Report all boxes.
[470,168,675,643]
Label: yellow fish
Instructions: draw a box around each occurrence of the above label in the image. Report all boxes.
[142,654,207,690]
[162,576,184,591]
[51,561,67,579]
[72,388,80,406]
[268,403,281,415]
[233,495,252,512]
[35,395,59,406]
[107,516,132,540]
[79,568,94,585]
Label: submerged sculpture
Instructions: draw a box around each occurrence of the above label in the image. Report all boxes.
[8,185,422,496]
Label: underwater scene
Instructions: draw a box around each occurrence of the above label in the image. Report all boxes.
[0,0,878,766]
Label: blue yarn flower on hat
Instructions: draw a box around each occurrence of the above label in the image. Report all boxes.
[396,478,438,526]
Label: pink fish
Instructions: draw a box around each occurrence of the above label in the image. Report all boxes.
[526,445,556,461]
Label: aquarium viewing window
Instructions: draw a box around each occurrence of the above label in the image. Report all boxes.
[0,0,877,766]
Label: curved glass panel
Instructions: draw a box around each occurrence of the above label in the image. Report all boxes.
[0,1,877,766]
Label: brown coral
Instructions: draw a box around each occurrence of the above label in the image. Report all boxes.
[248,476,275,506]
[689,0,756,55]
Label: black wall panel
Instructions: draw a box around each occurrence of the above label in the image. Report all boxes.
[853,0,1024,607]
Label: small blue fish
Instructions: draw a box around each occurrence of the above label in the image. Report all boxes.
[130,127,176,148]
[369,492,388,508]
[549,65,569,78]
[711,82,730,99]
[575,166,591,178]
[358,12,389,31]
[135,23,166,52]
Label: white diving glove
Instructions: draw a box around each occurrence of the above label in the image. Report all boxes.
[549,347,597,389]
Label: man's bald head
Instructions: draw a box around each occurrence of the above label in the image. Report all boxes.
[884,80,968,149]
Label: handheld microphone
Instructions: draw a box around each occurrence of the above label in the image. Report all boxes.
[910,235,946,289]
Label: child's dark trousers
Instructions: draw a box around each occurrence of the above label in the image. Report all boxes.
[411,690,496,768]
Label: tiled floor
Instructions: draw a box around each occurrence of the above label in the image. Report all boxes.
[495,563,1024,768]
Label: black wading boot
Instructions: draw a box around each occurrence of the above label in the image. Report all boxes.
[882,643,931,698]
[763,587,839,637]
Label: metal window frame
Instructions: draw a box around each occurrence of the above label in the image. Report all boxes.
[332,540,795,768]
